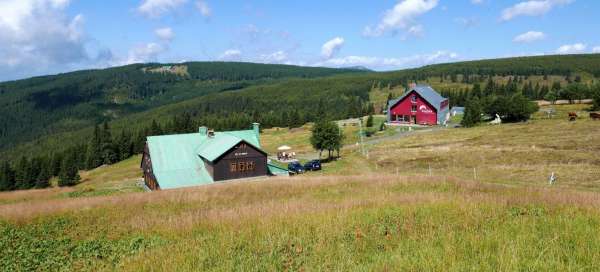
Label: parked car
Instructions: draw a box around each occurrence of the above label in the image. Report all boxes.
[303,160,322,171]
[287,161,305,174]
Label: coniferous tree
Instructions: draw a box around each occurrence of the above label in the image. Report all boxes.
[58,152,80,187]
[35,158,52,189]
[117,130,133,160]
[86,125,102,169]
[461,97,483,127]
[0,161,15,191]
[592,83,600,111]
[100,122,118,165]
[14,156,33,189]
[50,153,63,177]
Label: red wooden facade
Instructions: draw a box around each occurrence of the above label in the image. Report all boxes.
[389,90,438,125]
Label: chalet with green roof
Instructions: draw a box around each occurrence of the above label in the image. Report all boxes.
[141,123,287,190]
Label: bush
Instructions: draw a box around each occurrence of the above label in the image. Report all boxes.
[592,84,600,111]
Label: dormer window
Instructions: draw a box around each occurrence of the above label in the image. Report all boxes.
[411,95,417,103]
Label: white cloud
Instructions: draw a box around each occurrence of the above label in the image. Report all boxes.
[321,37,345,59]
[259,50,288,64]
[501,0,573,21]
[154,27,175,41]
[556,43,587,54]
[126,42,167,64]
[316,50,459,70]
[0,0,101,80]
[407,25,424,37]
[363,0,438,37]
[137,0,187,18]
[593,46,600,53]
[513,31,546,43]
[218,49,242,61]
[196,0,211,17]
[454,17,479,28]
[471,0,484,4]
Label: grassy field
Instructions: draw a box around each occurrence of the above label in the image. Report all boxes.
[1,104,600,271]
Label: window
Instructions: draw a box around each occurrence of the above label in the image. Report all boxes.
[411,95,417,103]
[411,105,417,112]
[229,161,258,173]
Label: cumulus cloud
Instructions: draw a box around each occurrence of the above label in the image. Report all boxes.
[218,49,242,61]
[196,0,211,17]
[321,37,345,59]
[513,31,546,43]
[316,50,459,70]
[126,42,167,64]
[593,46,600,53]
[138,0,187,18]
[556,43,586,54]
[154,27,175,41]
[501,0,573,21]
[0,0,103,80]
[363,0,438,37]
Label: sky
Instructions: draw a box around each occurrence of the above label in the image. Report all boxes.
[1,0,599,81]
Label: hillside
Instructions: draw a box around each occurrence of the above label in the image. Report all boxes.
[1,54,600,190]
[1,104,600,270]
[0,62,361,152]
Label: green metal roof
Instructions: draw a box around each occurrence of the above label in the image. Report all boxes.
[196,130,261,162]
[146,126,267,190]
[267,163,290,176]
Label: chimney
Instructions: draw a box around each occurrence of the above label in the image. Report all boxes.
[199,126,208,137]
[252,123,260,138]
[409,82,417,89]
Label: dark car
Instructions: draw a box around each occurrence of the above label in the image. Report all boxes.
[287,161,305,174]
[303,160,322,171]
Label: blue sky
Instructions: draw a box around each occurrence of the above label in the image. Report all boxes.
[1,0,599,81]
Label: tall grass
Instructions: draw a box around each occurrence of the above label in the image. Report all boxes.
[2,174,600,270]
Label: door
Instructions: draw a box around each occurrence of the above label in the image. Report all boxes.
[411,115,417,124]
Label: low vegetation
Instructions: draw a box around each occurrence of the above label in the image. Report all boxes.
[1,104,599,270]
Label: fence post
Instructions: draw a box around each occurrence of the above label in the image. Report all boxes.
[473,168,477,180]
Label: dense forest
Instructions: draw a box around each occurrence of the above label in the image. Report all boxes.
[2,54,600,191]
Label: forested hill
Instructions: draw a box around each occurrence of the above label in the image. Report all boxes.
[1,54,600,192]
[411,54,600,77]
[0,62,361,151]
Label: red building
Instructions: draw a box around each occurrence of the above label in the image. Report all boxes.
[386,84,449,126]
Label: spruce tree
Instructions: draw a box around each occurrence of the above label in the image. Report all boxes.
[35,158,52,189]
[461,97,483,127]
[86,125,102,169]
[14,156,33,189]
[591,83,600,111]
[0,161,15,191]
[117,130,133,160]
[58,153,80,187]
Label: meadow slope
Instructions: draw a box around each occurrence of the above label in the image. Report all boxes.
[1,104,600,271]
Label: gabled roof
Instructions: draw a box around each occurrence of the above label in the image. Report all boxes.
[196,130,262,162]
[146,127,263,189]
[389,84,447,111]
